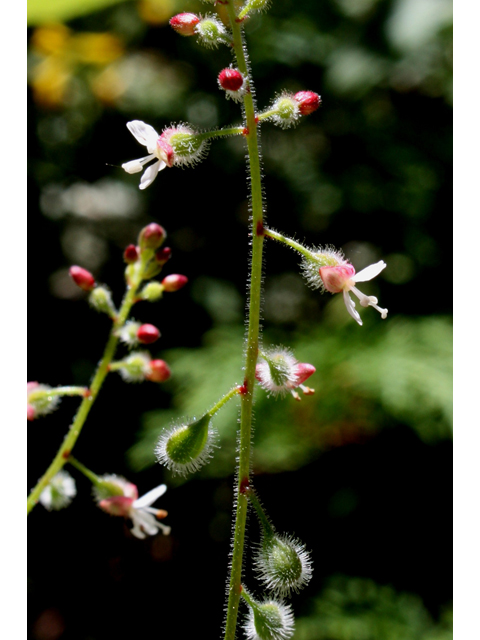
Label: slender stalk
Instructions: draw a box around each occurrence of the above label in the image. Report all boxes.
[196,127,244,142]
[27,256,149,515]
[28,386,88,402]
[263,227,313,259]
[207,386,241,418]
[224,2,266,639]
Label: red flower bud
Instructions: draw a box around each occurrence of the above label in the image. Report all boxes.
[155,247,172,265]
[218,68,244,92]
[123,244,139,264]
[293,91,321,115]
[162,274,188,292]
[137,324,161,344]
[138,223,166,250]
[69,266,96,291]
[147,359,171,383]
[170,13,200,37]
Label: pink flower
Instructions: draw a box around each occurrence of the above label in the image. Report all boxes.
[319,260,388,326]
[97,476,170,539]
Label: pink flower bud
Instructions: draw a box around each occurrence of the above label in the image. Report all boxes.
[123,244,139,264]
[161,274,188,292]
[155,247,172,265]
[137,324,161,344]
[319,264,356,293]
[293,363,316,386]
[99,495,135,517]
[169,13,200,36]
[69,266,96,291]
[218,68,244,92]
[27,404,36,421]
[147,360,171,383]
[293,91,321,115]
[138,223,166,250]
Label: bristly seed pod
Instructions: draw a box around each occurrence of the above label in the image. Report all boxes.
[254,533,313,596]
[243,596,295,640]
[155,414,217,476]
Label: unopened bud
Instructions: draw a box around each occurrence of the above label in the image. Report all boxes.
[69,265,96,291]
[147,359,171,383]
[255,534,313,596]
[138,223,166,251]
[169,13,200,36]
[243,596,295,640]
[162,274,188,292]
[195,16,228,49]
[139,282,164,302]
[89,286,116,318]
[123,244,139,264]
[156,414,216,476]
[155,247,172,265]
[137,324,161,344]
[293,91,321,115]
[39,471,77,511]
[242,0,270,14]
[218,68,244,92]
[27,381,61,420]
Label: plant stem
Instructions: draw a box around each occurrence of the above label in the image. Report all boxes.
[27,256,149,515]
[224,2,265,639]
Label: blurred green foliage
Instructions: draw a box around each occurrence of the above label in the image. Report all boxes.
[296,575,452,640]
[129,314,452,477]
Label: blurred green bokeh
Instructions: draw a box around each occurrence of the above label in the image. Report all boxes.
[28,0,452,638]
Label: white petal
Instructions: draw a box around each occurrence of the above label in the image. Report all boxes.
[133,484,167,509]
[127,120,159,149]
[132,509,161,536]
[139,161,163,190]
[353,260,386,283]
[343,290,363,325]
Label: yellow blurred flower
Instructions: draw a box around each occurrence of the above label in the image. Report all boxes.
[138,0,175,25]
[29,24,124,108]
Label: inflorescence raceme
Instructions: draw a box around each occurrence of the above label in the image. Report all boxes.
[29,3,390,640]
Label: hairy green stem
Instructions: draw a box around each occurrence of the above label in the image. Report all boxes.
[27,255,149,515]
[224,2,265,639]
[28,386,88,402]
[196,127,244,142]
[264,227,313,259]
[207,386,241,418]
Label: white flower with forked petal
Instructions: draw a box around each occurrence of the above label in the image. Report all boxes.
[97,475,171,539]
[122,121,172,190]
[319,260,388,326]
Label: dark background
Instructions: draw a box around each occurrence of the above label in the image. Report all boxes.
[28,0,452,638]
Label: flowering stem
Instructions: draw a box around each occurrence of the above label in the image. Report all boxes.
[27,254,150,515]
[223,2,265,639]
[263,227,312,259]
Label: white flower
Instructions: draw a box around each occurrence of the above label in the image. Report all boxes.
[39,470,77,511]
[122,120,169,190]
[319,260,388,326]
[97,476,171,539]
